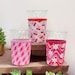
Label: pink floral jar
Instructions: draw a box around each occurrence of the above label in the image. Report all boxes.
[46,31,67,66]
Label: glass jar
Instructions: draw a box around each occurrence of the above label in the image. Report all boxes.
[10,29,31,66]
[27,10,47,45]
[46,31,67,66]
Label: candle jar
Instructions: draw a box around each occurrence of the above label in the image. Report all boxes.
[27,10,47,56]
[46,31,67,66]
[10,30,31,66]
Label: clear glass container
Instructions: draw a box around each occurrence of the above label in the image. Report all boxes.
[10,29,31,66]
[27,10,47,45]
[46,31,67,66]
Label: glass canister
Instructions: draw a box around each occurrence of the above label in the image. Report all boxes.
[10,30,31,66]
[46,31,67,66]
[27,10,47,45]
[27,10,47,56]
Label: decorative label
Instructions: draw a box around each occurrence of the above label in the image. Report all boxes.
[11,39,31,66]
[28,18,47,45]
[46,39,66,66]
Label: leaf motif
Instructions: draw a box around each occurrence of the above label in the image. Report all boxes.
[10,69,21,75]
[26,69,32,75]
[49,71,55,75]
[0,27,6,44]
[56,71,63,75]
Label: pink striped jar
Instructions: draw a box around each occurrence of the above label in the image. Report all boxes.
[11,39,31,66]
[27,10,47,45]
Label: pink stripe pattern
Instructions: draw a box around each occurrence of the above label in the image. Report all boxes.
[11,39,31,66]
[28,18,47,45]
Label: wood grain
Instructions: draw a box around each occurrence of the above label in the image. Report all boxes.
[31,45,46,56]
[0,50,69,74]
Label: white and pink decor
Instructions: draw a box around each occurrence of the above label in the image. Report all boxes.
[27,10,47,45]
[46,31,66,66]
[11,39,31,66]
[28,18,47,45]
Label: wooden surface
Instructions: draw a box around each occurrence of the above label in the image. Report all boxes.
[1,73,68,75]
[31,45,46,50]
[31,45,46,56]
[0,50,69,74]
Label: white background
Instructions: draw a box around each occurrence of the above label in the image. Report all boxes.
[0,0,75,74]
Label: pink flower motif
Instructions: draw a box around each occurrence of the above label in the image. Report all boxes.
[53,44,59,50]
[52,57,57,63]
[48,50,53,56]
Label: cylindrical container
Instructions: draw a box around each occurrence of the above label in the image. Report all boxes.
[46,31,67,66]
[27,10,47,56]
[28,10,47,45]
[10,30,31,66]
[28,18,47,45]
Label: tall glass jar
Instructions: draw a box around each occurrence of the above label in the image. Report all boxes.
[46,31,67,66]
[27,10,47,56]
[10,29,31,66]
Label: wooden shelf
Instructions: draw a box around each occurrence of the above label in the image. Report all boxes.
[0,50,69,74]
[31,45,46,56]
